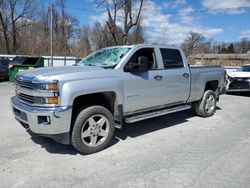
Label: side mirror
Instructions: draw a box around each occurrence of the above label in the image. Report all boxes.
[124,56,149,72]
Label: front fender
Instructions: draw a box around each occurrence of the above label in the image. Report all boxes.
[59,77,124,107]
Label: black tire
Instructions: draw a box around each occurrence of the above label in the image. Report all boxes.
[194,90,217,117]
[71,106,115,154]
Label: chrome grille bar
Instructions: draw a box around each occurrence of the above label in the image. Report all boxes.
[17,93,34,104]
[16,80,33,89]
[15,75,34,104]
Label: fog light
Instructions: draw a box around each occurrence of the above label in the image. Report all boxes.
[38,116,51,125]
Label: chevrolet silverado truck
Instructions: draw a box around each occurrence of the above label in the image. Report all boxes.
[11,44,226,154]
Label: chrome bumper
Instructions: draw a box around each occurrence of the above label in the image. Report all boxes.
[11,96,72,135]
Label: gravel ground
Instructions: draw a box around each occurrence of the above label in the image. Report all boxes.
[0,81,250,188]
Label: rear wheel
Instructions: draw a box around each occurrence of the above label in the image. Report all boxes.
[194,90,217,117]
[71,106,115,154]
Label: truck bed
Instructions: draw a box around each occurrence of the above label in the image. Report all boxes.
[188,65,225,102]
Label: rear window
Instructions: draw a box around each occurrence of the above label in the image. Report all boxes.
[160,48,183,69]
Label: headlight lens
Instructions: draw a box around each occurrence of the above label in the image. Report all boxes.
[46,96,59,104]
[33,80,59,105]
[34,96,59,104]
[40,83,58,90]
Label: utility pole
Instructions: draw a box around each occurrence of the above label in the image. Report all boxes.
[50,3,53,67]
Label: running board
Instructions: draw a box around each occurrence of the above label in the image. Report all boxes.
[125,104,191,123]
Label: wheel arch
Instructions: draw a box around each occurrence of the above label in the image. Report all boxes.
[70,92,117,132]
[204,80,220,100]
[204,80,219,92]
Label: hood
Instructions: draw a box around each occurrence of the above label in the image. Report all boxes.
[16,66,120,81]
[227,71,250,78]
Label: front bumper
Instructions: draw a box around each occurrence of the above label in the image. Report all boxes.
[227,79,250,92]
[11,96,72,143]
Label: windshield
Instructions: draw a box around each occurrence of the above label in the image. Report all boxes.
[78,47,131,68]
[237,65,250,72]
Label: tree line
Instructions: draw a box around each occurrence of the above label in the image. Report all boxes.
[0,0,144,57]
[181,31,250,56]
[0,0,249,58]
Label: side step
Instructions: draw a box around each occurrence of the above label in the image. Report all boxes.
[125,104,191,123]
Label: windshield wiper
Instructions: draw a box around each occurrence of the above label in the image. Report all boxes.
[85,63,95,66]
[103,65,116,69]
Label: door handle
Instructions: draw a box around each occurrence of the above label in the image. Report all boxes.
[183,73,189,78]
[154,75,163,81]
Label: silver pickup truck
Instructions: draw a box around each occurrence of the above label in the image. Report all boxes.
[11,44,226,154]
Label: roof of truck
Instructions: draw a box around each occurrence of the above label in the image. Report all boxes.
[105,44,181,50]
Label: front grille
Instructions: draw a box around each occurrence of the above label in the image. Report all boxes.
[15,76,59,106]
[229,79,250,89]
[15,76,34,104]
[17,93,34,104]
[16,79,33,89]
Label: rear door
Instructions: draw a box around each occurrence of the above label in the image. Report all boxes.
[159,48,190,105]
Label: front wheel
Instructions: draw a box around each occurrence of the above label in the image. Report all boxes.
[194,90,217,117]
[71,106,115,154]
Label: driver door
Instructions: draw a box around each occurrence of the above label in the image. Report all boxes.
[123,48,164,114]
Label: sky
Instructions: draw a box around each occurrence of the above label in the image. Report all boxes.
[59,0,250,44]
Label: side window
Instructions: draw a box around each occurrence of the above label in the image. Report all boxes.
[160,48,183,69]
[128,48,157,70]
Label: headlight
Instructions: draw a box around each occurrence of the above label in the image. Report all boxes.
[227,76,233,81]
[46,96,59,104]
[33,80,59,105]
[40,82,58,90]
[34,96,59,104]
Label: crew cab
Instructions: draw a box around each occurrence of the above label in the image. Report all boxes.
[11,44,226,154]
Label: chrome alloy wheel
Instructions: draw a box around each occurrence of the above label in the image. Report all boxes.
[81,114,110,147]
[205,95,215,114]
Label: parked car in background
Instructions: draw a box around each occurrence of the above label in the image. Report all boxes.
[226,64,250,92]
[0,58,10,80]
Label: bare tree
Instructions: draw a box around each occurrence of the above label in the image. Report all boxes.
[90,22,105,50]
[97,0,143,45]
[51,1,79,56]
[0,0,145,56]
[128,18,144,44]
[238,38,250,53]
[181,31,205,56]
[75,26,92,57]
[56,0,69,54]
[0,0,10,53]
[0,0,36,54]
